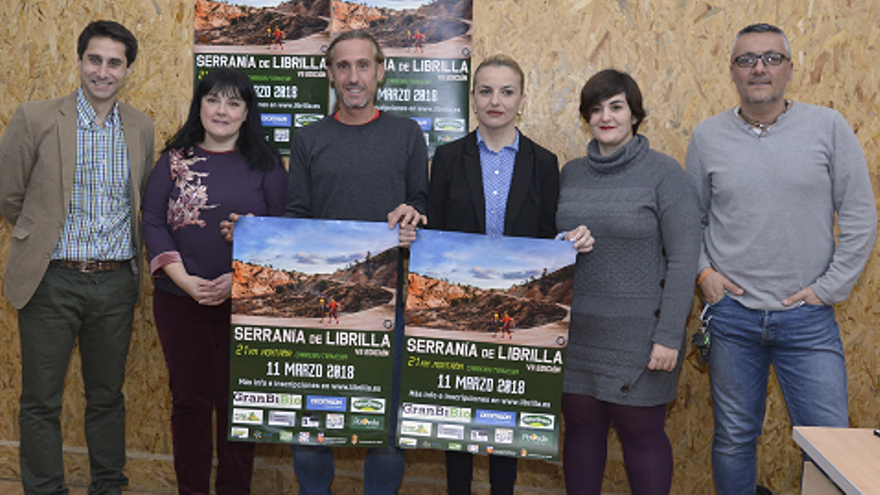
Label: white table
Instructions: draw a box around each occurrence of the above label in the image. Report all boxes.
[793,427,880,494]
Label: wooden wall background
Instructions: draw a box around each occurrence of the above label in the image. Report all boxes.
[0,0,877,493]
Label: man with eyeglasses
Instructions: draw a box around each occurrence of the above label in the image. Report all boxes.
[685,23,876,494]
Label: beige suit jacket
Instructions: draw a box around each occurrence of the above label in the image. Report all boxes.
[0,91,155,309]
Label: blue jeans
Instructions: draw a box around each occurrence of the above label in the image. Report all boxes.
[292,446,406,495]
[706,296,848,495]
[291,307,406,494]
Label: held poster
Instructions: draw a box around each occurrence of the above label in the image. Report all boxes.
[194,0,332,155]
[400,231,576,460]
[228,217,399,447]
[330,0,472,157]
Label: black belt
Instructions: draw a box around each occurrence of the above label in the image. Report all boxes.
[51,259,129,273]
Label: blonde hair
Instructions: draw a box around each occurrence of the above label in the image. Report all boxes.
[472,54,525,93]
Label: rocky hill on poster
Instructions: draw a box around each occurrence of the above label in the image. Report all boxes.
[406,264,573,333]
[333,0,471,48]
[232,247,397,317]
[195,0,329,45]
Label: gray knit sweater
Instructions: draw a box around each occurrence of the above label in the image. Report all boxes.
[686,102,877,311]
[556,135,701,406]
[285,111,428,221]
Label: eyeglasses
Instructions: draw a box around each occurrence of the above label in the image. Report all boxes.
[732,52,789,68]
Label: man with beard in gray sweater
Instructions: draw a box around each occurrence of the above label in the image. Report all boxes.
[284,30,426,495]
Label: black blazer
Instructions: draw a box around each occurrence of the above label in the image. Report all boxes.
[427,130,559,238]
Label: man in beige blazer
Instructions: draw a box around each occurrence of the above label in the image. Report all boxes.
[0,20,154,494]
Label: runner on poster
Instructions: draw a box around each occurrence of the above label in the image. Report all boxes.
[330,0,473,156]
[401,230,576,460]
[194,0,332,154]
[228,217,400,448]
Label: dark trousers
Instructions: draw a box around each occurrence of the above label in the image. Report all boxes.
[153,288,254,495]
[446,451,517,494]
[562,393,672,495]
[18,263,138,495]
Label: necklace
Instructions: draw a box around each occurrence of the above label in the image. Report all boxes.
[738,101,790,136]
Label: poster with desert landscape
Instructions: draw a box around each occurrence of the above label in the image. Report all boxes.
[227,216,400,447]
[194,0,332,154]
[331,0,474,157]
[398,230,576,460]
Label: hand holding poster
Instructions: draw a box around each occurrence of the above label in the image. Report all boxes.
[228,217,400,447]
[400,230,577,460]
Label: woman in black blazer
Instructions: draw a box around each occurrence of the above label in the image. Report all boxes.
[428,54,559,495]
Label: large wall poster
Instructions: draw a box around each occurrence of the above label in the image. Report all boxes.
[330,0,473,157]
[194,0,332,155]
[228,217,399,448]
[400,230,576,460]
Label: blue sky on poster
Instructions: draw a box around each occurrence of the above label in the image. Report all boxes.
[410,230,577,290]
[221,0,431,9]
[233,217,398,275]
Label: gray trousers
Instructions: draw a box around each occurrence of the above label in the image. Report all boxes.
[18,262,137,495]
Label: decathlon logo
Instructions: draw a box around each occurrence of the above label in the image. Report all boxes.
[261,113,292,127]
[307,396,347,411]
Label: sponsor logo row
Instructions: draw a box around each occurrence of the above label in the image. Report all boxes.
[398,433,553,458]
[400,421,553,446]
[260,113,321,128]
[233,392,385,414]
[230,427,383,447]
[232,409,385,431]
[401,403,555,430]
[261,114,464,134]
[411,117,466,132]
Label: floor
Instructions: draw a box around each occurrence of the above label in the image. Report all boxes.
[0,479,156,494]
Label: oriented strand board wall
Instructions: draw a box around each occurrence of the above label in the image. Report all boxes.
[0,0,878,494]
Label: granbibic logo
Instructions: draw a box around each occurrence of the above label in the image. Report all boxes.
[401,403,471,423]
[232,408,263,425]
[233,391,302,409]
[351,397,386,414]
[519,414,555,430]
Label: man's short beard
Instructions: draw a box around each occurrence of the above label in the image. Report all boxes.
[743,92,783,105]
[335,85,374,109]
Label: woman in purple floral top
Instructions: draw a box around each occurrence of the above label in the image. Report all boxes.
[143,68,286,494]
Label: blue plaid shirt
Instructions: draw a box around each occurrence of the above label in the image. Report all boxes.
[477,129,520,237]
[53,88,134,261]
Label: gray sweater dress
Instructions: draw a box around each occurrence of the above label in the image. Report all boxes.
[556,135,701,406]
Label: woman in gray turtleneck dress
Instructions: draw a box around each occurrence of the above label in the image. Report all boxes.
[556,69,701,494]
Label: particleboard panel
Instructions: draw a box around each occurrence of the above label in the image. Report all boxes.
[472,0,880,494]
[1,0,879,494]
[0,0,194,491]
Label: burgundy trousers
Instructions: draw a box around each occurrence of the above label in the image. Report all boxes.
[153,288,254,495]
